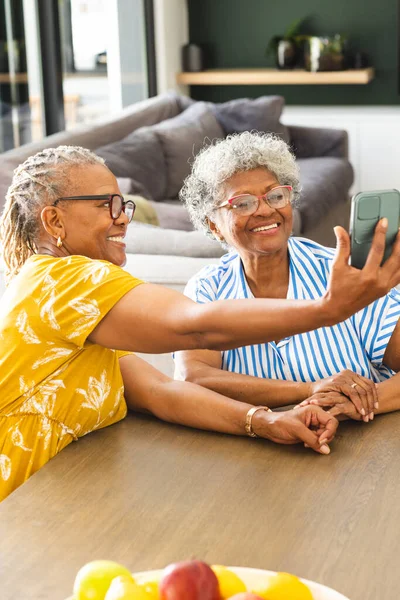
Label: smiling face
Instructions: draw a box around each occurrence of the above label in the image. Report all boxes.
[40,163,129,266]
[209,167,293,259]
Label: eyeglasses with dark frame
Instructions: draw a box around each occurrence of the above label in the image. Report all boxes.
[217,185,293,217]
[53,194,136,223]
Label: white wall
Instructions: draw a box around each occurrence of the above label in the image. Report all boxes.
[153,0,188,95]
[282,106,400,195]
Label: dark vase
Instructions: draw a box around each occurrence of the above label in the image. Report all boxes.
[275,39,297,69]
[181,44,204,72]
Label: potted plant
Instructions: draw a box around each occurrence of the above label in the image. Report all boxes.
[266,17,307,69]
[304,34,348,71]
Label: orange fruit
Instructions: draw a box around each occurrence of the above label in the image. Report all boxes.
[211,565,247,598]
[252,572,313,600]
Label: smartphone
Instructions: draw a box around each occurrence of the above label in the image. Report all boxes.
[350,189,400,269]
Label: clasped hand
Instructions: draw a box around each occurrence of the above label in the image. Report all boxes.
[296,369,378,422]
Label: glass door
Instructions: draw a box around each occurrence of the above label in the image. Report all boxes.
[0,0,32,151]
[0,0,154,152]
[59,0,151,130]
[59,0,110,130]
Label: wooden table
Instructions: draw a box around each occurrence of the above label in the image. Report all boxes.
[1,411,400,600]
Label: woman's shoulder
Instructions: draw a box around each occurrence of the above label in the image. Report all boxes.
[28,254,129,280]
[29,254,116,269]
[289,237,335,262]
[188,251,240,284]
[184,251,240,300]
[20,255,142,297]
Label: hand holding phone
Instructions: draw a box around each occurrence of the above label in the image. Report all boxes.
[350,189,400,269]
[326,219,400,323]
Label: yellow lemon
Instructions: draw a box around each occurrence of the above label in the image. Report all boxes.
[73,560,134,600]
[104,576,154,600]
[252,572,313,600]
[211,565,247,598]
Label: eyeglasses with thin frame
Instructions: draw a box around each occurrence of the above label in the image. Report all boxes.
[53,194,136,223]
[217,185,293,217]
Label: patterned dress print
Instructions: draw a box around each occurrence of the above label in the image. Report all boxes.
[0,255,143,501]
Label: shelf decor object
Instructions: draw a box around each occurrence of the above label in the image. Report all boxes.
[181,43,205,72]
[176,67,374,86]
[304,35,347,72]
[266,16,307,69]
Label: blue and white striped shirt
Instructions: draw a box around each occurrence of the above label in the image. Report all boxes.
[183,237,400,383]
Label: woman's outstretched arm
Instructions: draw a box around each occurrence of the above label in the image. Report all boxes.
[174,349,377,421]
[174,347,311,407]
[90,222,400,354]
[119,354,338,455]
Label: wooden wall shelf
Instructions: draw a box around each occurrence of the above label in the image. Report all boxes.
[176,67,375,86]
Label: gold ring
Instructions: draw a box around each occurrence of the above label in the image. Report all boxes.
[351,382,358,389]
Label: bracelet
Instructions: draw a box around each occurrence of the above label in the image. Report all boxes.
[245,405,272,438]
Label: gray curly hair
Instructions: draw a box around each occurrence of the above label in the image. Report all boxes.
[0,145,105,284]
[180,131,300,238]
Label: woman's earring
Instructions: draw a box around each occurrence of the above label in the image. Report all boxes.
[213,226,221,240]
[56,236,63,248]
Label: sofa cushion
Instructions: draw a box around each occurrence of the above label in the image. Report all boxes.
[124,221,225,258]
[212,95,290,143]
[125,194,193,230]
[297,157,353,231]
[96,127,167,201]
[149,200,193,231]
[116,177,153,199]
[289,125,348,159]
[153,102,225,199]
[124,253,221,290]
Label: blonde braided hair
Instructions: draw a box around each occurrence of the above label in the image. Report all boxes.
[0,145,105,284]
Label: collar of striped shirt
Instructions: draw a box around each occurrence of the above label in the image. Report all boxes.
[231,237,336,302]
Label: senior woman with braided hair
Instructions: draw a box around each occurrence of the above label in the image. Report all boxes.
[175,131,400,422]
[0,146,399,501]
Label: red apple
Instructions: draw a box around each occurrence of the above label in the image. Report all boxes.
[159,560,220,600]
[228,595,264,600]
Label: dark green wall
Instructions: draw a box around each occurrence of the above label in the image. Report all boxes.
[188,0,399,105]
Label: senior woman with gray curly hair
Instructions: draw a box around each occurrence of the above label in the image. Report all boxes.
[175,131,400,423]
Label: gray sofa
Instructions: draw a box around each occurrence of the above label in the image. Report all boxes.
[0,90,352,247]
[0,92,353,372]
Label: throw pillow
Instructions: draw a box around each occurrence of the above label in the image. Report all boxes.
[149,200,193,231]
[211,95,290,143]
[153,102,225,199]
[125,194,159,226]
[96,127,167,201]
[116,177,152,199]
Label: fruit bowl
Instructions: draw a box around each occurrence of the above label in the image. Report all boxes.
[66,565,350,600]
[133,567,349,600]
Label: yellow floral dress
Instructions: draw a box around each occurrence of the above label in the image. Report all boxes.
[0,254,143,501]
